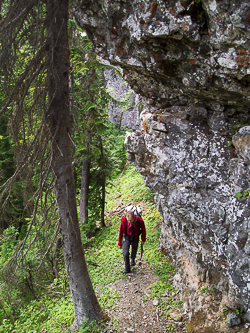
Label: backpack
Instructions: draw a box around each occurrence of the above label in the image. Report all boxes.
[125,205,142,218]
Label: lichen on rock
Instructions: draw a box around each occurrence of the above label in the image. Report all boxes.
[74,0,250,319]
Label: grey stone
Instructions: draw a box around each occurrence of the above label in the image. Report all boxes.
[153,297,159,306]
[104,67,141,130]
[233,127,250,161]
[245,312,250,323]
[74,0,250,316]
[225,313,241,327]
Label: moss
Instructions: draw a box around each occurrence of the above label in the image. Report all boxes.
[101,310,110,322]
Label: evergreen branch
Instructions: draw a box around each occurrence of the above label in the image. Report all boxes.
[11,61,45,128]
[0,45,46,117]
[22,146,52,215]
[0,0,39,33]
[4,119,64,276]
[0,120,46,203]
[12,150,55,271]
[13,192,43,273]
[36,216,60,271]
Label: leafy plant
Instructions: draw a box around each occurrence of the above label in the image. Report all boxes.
[231,119,249,136]
[98,288,121,309]
[236,190,250,198]
[222,304,228,318]
[200,286,209,294]
[166,323,175,332]
[174,300,184,309]
[79,319,99,333]
[234,308,244,316]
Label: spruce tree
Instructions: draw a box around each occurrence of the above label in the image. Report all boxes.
[0,0,102,329]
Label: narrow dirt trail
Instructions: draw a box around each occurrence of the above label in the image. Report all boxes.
[99,256,250,333]
[99,201,250,333]
[101,258,188,333]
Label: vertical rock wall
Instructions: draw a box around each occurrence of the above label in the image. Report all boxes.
[104,67,141,130]
[73,0,250,315]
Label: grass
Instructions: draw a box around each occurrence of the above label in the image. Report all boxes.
[87,163,177,325]
[1,163,177,333]
[105,163,155,211]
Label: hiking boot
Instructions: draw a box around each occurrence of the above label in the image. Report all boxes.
[122,269,131,274]
[130,259,135,266]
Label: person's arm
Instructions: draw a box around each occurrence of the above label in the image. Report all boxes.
[140,217,146,244]
[118,216,126,248]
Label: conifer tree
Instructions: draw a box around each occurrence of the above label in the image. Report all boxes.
[70,29,128,231]
[0,0,102,329]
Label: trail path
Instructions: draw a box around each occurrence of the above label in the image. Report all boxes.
[100,202,250,333]
[99,257,250,333]
[100,257,188,333]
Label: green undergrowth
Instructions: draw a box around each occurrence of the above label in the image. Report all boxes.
[0,163,177,333]
[105,163,155,212]
[85,163,178,328]
[137,205,179,315]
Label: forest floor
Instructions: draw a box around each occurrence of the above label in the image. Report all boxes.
[97,254,250,333]
[97,256,188,333]
[90,164,250,333]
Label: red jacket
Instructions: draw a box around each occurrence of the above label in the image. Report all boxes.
[118,215,146,246]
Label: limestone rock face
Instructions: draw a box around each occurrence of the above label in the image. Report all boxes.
[104,67,141,130]
[74,0,250,313]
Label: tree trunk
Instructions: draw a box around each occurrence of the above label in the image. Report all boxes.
[101,171,106,227]
[80,131,91,224]
[99,137,106,228]
[79,63,96,224]
[45,0,102,330]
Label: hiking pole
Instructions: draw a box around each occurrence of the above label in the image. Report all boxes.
[140,241,144,260]
[138,241,144,265]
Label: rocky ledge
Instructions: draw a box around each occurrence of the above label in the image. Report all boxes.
[73,0,250,321]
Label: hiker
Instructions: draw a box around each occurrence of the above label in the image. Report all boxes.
[118,210,146,274]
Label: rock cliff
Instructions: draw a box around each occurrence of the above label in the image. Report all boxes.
[104,67,141,130]
[74,0,250,319]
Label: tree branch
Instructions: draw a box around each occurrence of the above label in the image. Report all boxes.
[0,45,46,117]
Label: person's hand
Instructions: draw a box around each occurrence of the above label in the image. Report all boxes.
[141,241,145,245]
[119,245,122,249]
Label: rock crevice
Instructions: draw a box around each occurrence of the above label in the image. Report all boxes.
[74,0,250,315]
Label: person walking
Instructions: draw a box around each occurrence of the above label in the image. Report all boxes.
[118,210,146,274]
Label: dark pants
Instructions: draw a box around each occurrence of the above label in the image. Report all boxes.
[123,235,139,271]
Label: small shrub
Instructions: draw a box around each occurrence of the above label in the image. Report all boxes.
[79,319,99,333]
[200,286,209,294]
[222,304,228,318]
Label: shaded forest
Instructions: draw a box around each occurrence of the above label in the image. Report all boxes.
[2,1,249,333]
[0,0,134,331]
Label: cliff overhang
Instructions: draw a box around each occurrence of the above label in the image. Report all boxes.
[74,0,250,320]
